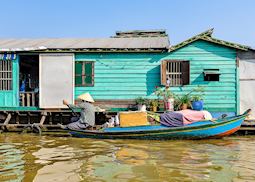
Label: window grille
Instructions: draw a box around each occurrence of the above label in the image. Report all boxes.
[161,60,189,86]
[0,60,12,90]
[166,61,182,86]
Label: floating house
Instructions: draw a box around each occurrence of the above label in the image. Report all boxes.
[0,29,250,128]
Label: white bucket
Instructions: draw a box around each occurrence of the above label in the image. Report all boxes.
[138,104,146,111]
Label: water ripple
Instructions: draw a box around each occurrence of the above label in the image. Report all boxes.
[1,134,255,181]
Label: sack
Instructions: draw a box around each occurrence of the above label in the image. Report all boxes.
[119,111,149,127]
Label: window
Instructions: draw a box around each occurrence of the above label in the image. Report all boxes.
[203,69,220,81]
[0,60,12,90]
[75,61,94,86]
[161,60,190,86]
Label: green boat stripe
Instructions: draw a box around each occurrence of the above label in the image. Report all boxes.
[71,115,245,137]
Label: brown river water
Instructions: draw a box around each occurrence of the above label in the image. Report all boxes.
[0,133,255,182]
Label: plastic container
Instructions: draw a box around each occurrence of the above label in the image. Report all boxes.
[192,100,204,111]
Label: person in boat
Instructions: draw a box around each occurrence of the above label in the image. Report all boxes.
[62,93,97,130]
[148,109,213,127]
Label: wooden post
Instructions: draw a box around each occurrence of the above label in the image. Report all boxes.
[3,113,11,125]
[26,93,31,107]
[40,112,47,127]
[49,112,53,125]
[27,112,31,124]
[15,112,20,124]
[20,93,25,107]
[59,112,63,124]
[1,113,12,131]
[31,92,35,106]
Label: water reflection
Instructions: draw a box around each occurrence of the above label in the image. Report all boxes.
[0,144,24,182]
[0,134,255,181]
[33,146,83,182]
[231,138,255,182]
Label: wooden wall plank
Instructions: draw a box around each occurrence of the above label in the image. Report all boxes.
[73,40,237,113]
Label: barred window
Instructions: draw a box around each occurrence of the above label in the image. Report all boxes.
[161,60,190,86]
[0,60,12,90]
[75,61,94,86]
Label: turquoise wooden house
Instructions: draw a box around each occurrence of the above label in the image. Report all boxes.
[0,29,249,119]
[164,29,249,116]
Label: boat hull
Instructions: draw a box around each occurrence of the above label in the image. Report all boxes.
[68,112,248,140]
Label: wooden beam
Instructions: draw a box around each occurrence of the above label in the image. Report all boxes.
[39,112,47,127]
[1,113,12,131]
[3,113,11,125]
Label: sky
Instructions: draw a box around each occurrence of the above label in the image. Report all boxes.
[0,0,254,47]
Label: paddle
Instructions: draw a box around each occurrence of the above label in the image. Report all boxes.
[66,104,79,117]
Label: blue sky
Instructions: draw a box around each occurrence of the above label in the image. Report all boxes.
[0,0,254,47]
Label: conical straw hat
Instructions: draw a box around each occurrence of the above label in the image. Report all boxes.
[77,93,95,103]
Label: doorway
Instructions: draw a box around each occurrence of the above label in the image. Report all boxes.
[19,55,39,107]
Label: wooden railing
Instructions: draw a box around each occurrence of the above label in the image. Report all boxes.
[20,92,36,107]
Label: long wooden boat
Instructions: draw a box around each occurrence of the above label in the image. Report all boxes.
[68,110,250,140]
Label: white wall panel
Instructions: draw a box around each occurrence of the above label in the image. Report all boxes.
[240,60,255,79]
[240,59,255,119]
[240,81,255,119]
[39,54,74,108]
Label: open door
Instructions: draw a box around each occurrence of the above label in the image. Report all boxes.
[39,53,74,108]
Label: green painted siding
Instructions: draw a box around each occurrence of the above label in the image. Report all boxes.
[75,53,166,99]
[75,40,238,112]
[164,40,237,112]
[0,56,19,107]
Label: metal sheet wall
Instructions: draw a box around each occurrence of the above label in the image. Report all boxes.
[239,59,255,118]
[39,54,74,108]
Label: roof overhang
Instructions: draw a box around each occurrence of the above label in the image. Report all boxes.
[169,28,250,52]
[0,46,47,52]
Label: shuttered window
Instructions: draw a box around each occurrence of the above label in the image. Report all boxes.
[0,60,12,90]
[161,60,190,86]
[75,61,94,86]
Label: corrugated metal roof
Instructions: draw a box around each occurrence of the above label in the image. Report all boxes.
[0,37,169,51]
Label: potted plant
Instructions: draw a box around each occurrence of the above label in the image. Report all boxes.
[191,95,204,111]
[154,87,174,111]
[191,86,205,111]
[175,94,192,110]
[150,99,159,112]
[135,97,148,111]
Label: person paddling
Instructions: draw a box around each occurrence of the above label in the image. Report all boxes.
[63,93,96,130]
